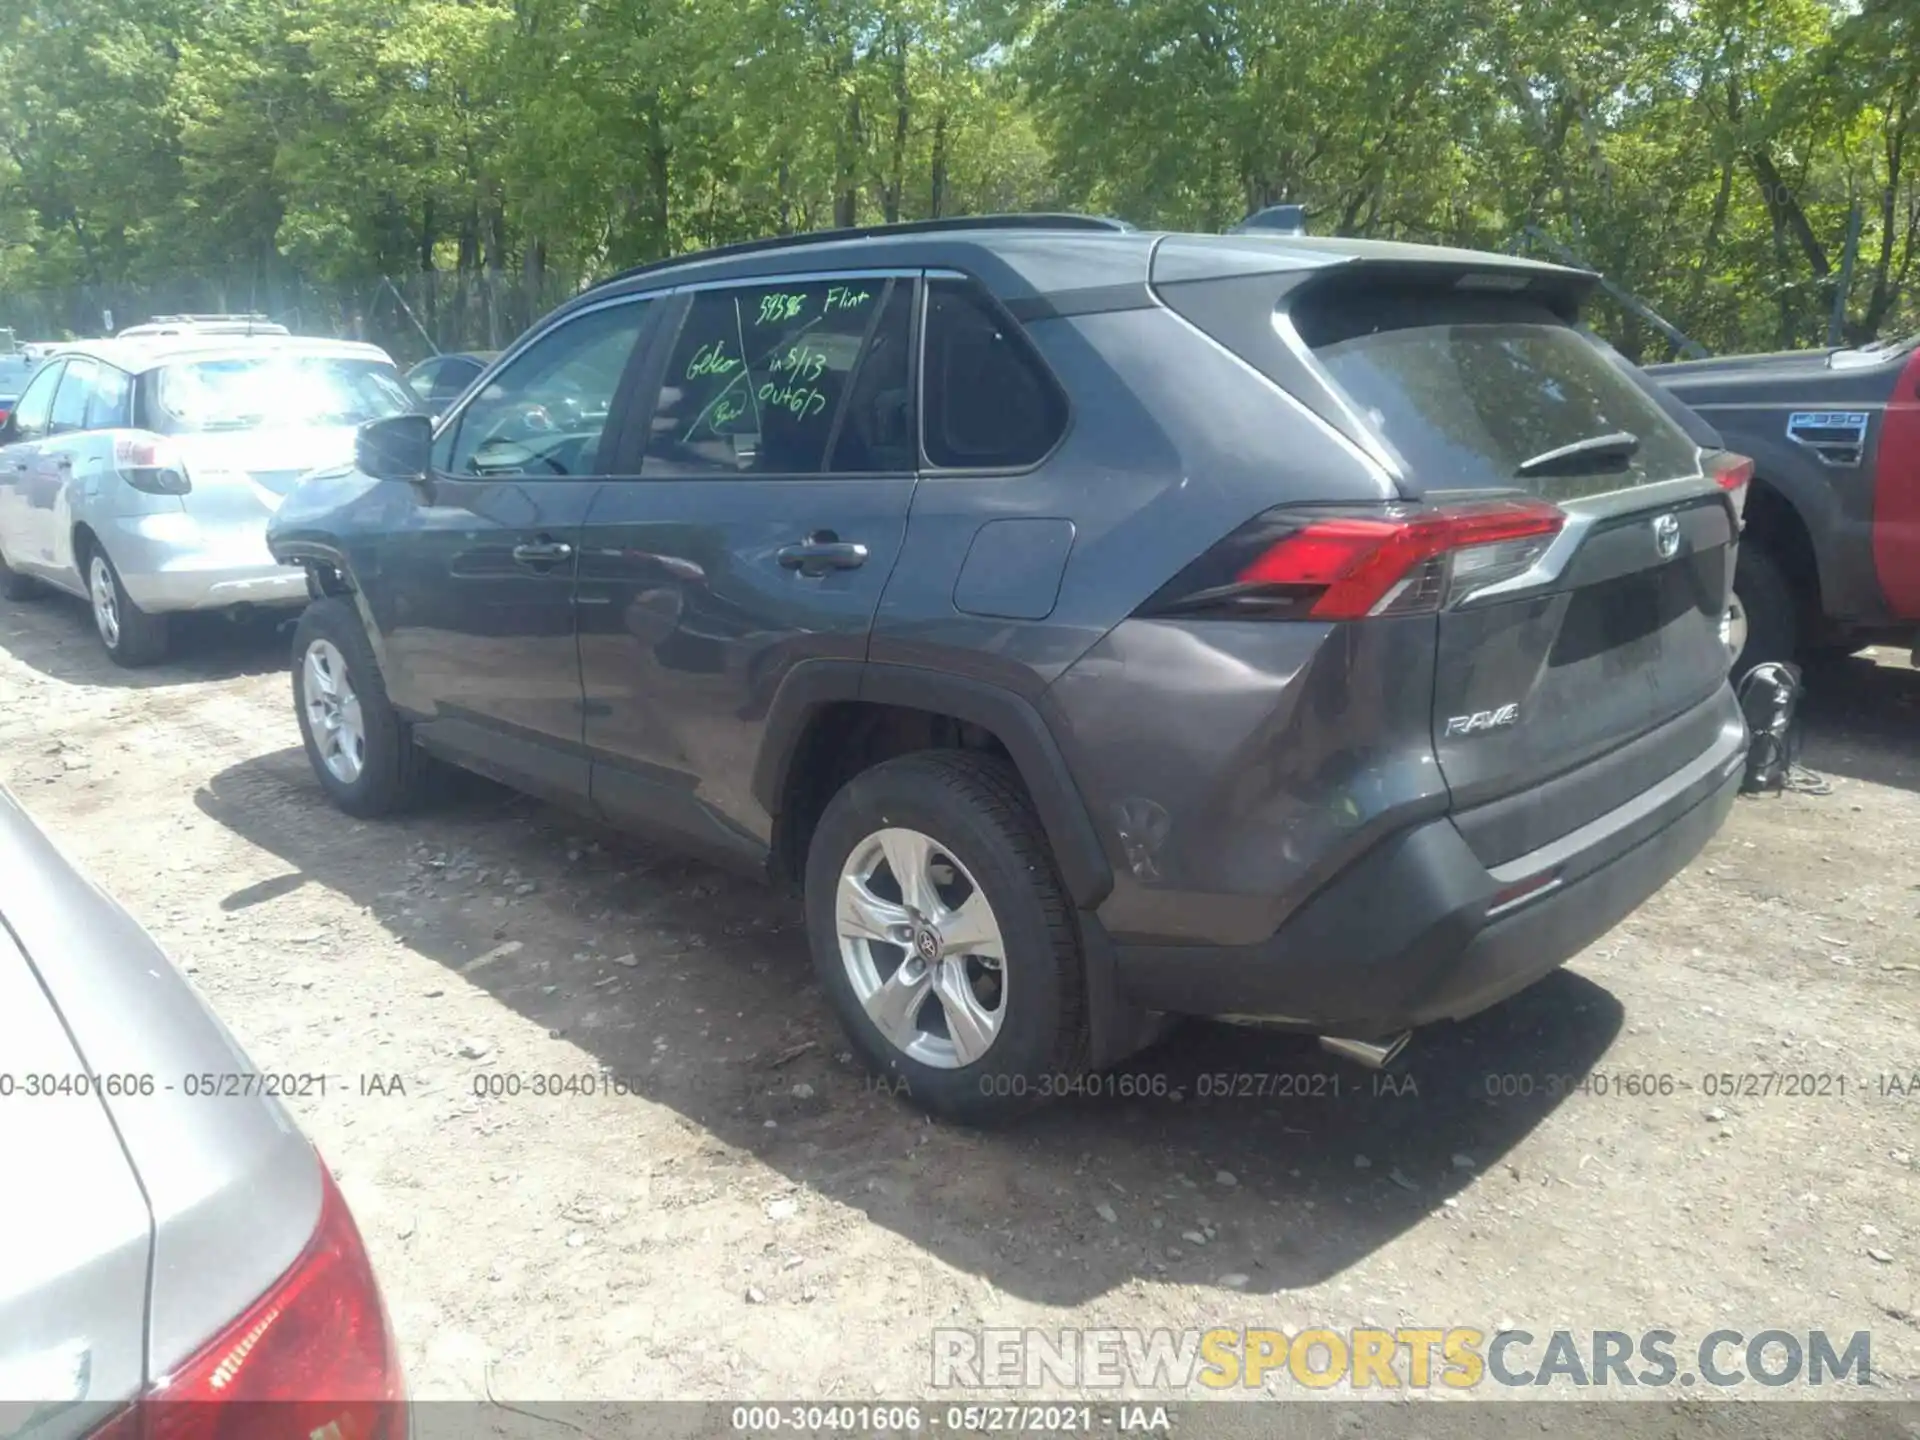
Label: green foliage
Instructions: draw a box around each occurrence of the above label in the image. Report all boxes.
[0,0,1914,355]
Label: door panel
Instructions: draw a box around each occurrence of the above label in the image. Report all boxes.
[578,478,914,860]
[375,296,657,805]
[2,361,64,574]
[578,276,918,862]
[379,476,605,803]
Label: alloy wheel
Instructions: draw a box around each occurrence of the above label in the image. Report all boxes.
[89,555,120,649]
[835,826,1007,1069]
[302,639,367,784]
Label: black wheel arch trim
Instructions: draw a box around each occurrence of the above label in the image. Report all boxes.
[271,541,398,682]
[753,659,1116,911]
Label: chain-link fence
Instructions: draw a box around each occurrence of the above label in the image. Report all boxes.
[0,268,587,368]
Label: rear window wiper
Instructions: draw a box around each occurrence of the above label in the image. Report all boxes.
[1515,430,1640,477]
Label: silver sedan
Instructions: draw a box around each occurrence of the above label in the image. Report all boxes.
[0,335,414,666]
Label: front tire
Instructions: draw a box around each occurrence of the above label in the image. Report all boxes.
[291,596,426,817]
[804,750,1089,1125]
[85,545,169,666]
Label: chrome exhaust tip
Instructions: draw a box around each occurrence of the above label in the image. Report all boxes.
[1318,1032,1411,1070]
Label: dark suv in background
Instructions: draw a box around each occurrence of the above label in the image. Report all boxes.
[268,215,1750,1123]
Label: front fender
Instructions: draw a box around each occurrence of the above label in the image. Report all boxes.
[1709,423,1878,618]
[264,467,402,690]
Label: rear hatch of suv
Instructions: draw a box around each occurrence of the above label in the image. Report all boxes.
[1155,244,1743,867]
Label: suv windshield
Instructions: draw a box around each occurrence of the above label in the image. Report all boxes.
[150,355,412,433]
[1295,291,1701,500]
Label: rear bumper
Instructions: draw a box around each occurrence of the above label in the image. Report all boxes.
[105,515,309,613]
[1113,707,1747,1033]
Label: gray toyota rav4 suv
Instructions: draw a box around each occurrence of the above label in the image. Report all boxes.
[267,215,1751,1123]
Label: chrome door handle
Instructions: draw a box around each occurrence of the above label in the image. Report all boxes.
[511,540,574,567]
[777,539,869,575]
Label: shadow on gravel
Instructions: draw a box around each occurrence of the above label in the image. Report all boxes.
[1797,650,1920,796]
[197,743,1625,1304]
[0,590,290,688]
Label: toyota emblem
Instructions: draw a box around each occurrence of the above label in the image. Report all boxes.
[1652,513,1681,560]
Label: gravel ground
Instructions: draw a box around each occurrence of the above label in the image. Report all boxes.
[1,592,1916,1416]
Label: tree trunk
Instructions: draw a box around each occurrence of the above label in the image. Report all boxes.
[1857,78,1911,340]
[1686,157,1735,322]
[1748,146,1831,279]
[833,41,863,230]
[646,107,671,259]
[419,199,436,272]
[928,113,947,218]
[457,204,479,273]
[835,86,864,228]
[885,27,910,224]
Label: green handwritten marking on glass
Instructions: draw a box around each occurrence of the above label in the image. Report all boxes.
[824,285,872,313]
[687,373,753,437]
[686,340,739,379]
[769,344,828,384]
[756,381,828,420]
[756,292,808,326]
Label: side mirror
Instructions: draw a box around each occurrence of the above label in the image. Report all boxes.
[355,413,432,484]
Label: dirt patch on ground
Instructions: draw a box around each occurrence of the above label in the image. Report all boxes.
[1,590,1916,1409]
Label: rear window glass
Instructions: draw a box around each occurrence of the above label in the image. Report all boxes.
[1295,292,1699,499]
[150,355,413,434]
[922,278,1067,469]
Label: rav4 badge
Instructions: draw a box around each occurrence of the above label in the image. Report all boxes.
[1445,703,1521,737]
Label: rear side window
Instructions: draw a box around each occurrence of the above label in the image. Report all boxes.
[86,367,131,429]
[644,277,903,477]
[921,278,1066,470]
[1294,290,1699,499]
[49,359,97,434]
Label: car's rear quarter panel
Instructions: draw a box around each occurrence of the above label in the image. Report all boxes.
[0,927,149,1439]
[0,792,322,1382]
[876,300,1427,949]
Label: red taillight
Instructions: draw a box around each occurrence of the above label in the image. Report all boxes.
[1708,451,1753,493]
[0,407,11,427]
[1706,450,1753,525]
[112,432,192,496]
[93,1160,406,1440]
[1225,499,1564,620]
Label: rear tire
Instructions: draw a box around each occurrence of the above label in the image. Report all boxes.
[291,596,426,818]
[803,750,1089,1125]
[84,544,170,667]
[1731,542,1797,677]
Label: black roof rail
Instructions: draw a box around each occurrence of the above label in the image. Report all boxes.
[591,213,1135,290]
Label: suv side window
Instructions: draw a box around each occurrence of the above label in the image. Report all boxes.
[48,359,98,435]
[437,300,649,479]
[86,366,132,429]
[8,363,62,442]
[921,278,1067,470]
[644,276,906,477]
